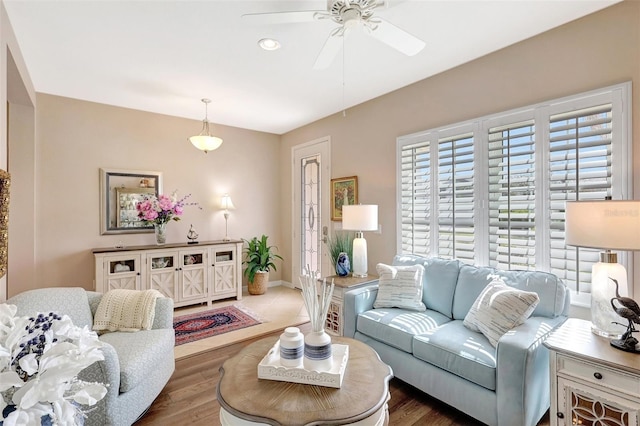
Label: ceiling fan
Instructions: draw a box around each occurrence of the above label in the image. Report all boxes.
[242,0,426,69]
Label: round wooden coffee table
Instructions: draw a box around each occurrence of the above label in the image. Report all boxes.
[217,335,393,425]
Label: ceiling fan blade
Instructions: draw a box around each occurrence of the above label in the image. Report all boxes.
[313,29,349,70]
[242,10,325,25]
[367,18,425,56]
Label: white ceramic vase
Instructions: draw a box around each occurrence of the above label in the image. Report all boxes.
[303,330,332,371]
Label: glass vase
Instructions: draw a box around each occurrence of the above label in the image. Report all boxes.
[154,223,167,245]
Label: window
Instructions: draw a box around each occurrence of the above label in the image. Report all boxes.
[397,83,631,304]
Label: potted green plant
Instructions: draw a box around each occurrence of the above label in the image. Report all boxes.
[243,235,283,295]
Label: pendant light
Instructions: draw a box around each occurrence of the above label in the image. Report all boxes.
[188,98,223,153]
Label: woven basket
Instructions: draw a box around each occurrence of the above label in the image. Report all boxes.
[248,271,269,295]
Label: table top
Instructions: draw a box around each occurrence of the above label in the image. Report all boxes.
[217,335,393,426]
[320,275,379,289]
[544,318,640,375]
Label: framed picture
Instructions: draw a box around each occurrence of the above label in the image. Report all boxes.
[331,176,358,221]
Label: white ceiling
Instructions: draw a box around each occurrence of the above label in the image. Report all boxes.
[4,0,620,135]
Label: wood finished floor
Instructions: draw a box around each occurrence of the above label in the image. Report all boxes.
[135,323,551,426]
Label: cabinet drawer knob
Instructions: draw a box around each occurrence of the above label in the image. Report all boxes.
[556,412,564,419]
[594,372,603,380]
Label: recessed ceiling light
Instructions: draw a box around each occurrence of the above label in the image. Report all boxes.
[258,38,281,51]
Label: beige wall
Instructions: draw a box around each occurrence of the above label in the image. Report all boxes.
[6,94,282,296]
[280,1,640,302]
[1,0,36,301]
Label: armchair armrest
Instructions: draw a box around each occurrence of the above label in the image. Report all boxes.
[496,315,567,426]
[343,284,379,338]
[78,340,120,423]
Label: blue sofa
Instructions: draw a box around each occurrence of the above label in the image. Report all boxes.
[343,255,570,426]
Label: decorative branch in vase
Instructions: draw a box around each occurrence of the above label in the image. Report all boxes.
[299,267,334,371]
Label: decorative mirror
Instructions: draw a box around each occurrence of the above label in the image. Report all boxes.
[100,168,162,235]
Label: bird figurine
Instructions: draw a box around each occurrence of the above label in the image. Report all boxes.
[609,277,640,353]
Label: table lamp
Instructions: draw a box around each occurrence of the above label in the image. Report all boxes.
[565,200,640,338]
[342,205,378,277]
[220,194,235,241]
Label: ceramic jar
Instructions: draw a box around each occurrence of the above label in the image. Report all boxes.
[279,327,304,368]
[303,330,333,371]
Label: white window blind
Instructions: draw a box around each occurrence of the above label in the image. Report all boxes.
[548,104,614,294]
[400,140,431,257]
[397,83,630,305]
[438,133,475,262]
[488,120,536,270]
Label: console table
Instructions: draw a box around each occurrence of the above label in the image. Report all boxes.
[322,274,378,336]
[544,318,640,426]
[93,240,242,308]
[217,335,392,425]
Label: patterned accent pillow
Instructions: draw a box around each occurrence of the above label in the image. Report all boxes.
[463,280,540,347]
[373,263,426,311]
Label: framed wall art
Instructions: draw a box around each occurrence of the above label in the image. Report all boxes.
[331,176,358,221]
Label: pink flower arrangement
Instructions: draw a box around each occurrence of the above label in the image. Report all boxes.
[136,192,198,225]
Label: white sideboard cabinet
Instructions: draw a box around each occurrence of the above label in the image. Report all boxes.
[93,240,243,308]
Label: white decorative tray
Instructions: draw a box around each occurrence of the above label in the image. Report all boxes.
[257,341,349,388]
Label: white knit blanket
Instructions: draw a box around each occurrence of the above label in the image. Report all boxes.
[93,289,164,332]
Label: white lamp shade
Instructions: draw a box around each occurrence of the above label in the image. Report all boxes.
[342,205,378,231]
[220,194,235,210]
[189,135,223,152]
[565,200,640,250]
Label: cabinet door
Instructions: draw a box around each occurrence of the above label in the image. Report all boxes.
[178,249,208,302]
[104,254,142,291]
[147,251,178,299]
[210,246,237,299]
[557,377,640,426]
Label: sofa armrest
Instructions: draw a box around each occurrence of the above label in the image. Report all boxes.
[152,297,174,329]
[78,340,121,422]
[496,315,567,426]
[343,284,379,338]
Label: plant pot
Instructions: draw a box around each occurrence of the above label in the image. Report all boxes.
[248,271,269,295]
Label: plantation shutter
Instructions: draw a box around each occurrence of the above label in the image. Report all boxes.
[400,140,431,256]
[548,104,613,293]
[488,120,536,270]
[437,133,475,263]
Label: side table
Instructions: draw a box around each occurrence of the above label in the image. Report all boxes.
[544,318,640,426]
[217,335,393,425]
[321,274,378,336]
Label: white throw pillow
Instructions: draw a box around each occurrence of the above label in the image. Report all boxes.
[373,263,426,311]
[463,280,540,347]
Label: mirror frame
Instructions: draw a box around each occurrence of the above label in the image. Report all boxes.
[0,170,9,279]
[100,168,163,235]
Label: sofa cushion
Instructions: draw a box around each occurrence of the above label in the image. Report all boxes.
[393,255,461,318]
[463,281,540,347]
[99,328,175,392]
[413,320,497,390]
[452,264,566,320]
[357,308,451,353]
[374,263,426,311]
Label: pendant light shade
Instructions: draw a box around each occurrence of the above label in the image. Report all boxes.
[189,98,223,153]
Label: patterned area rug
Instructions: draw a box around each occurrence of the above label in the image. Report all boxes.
[173,305,262,346]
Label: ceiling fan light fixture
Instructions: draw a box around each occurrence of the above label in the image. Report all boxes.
[258,38,281,51]
[189,98,223,154]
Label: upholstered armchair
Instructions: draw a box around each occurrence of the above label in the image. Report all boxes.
[7,287,175,426]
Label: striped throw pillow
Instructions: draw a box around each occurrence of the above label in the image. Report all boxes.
[463,281,540,347]
[373,263,426,311]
